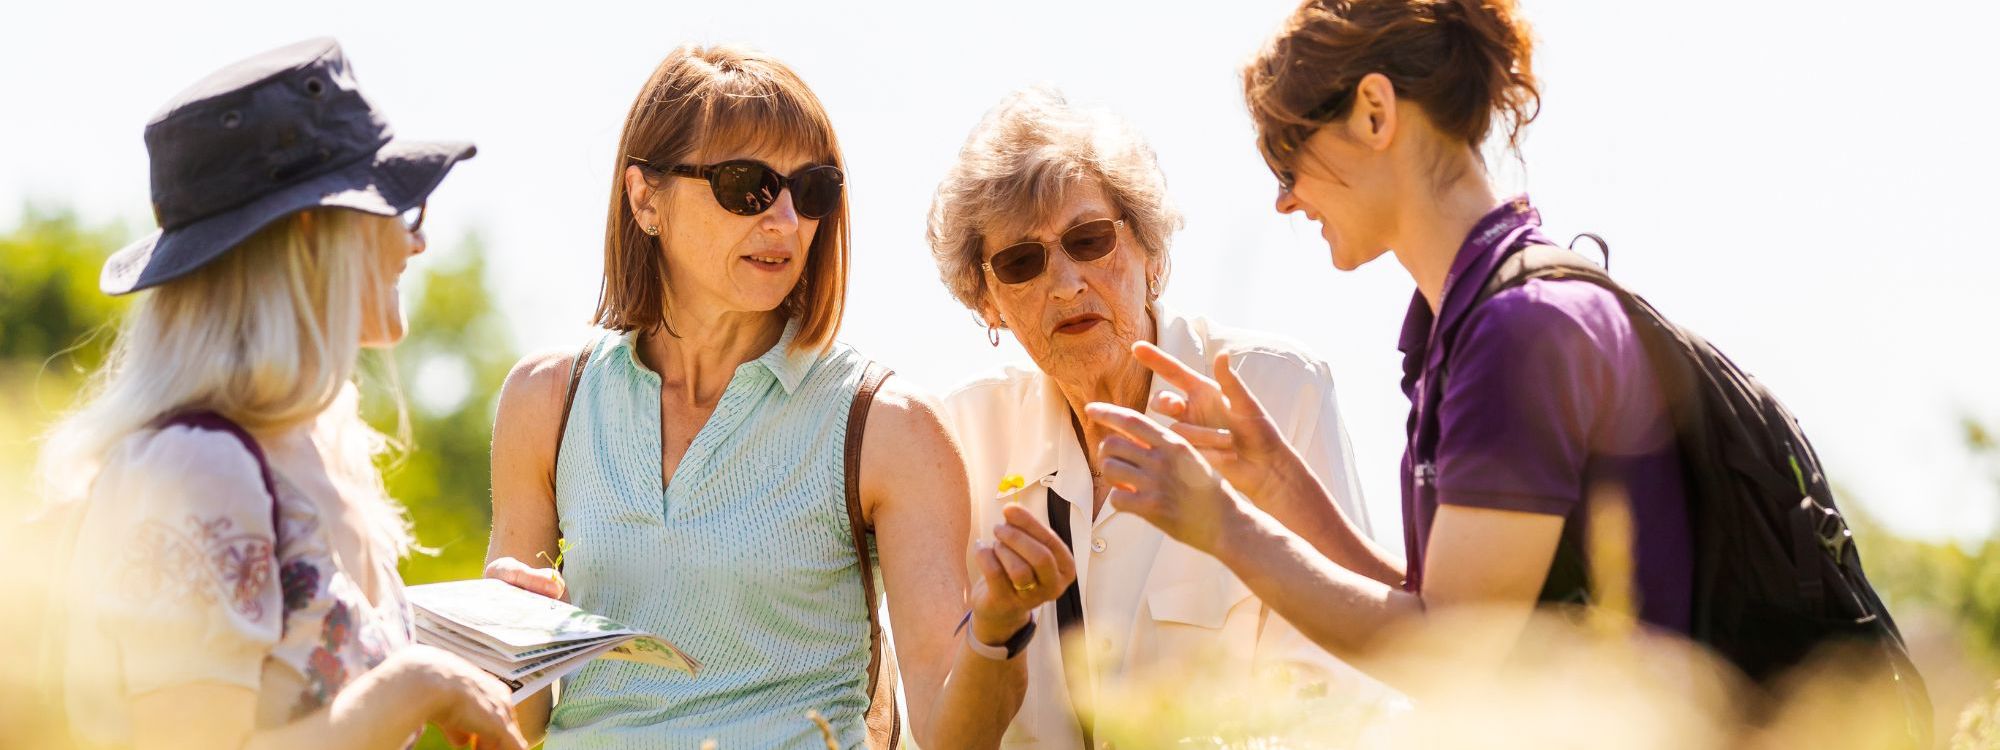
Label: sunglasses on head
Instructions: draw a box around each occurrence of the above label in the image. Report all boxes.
[981,217,1125,285]
[639,158,845,220]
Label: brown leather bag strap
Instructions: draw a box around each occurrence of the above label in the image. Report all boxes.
[844,361,900,749]
[551,337,598,489]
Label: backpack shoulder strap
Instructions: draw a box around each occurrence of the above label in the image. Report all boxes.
[1460,243,1627,607]
[36,412,283,739]
[844,360,901,749]
[551,337,599,490]
[1477,242,1620,307]
[155,411,281,534]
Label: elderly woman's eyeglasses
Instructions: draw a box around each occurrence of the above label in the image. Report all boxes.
[981,218,1125,285]
[635,158,845,220]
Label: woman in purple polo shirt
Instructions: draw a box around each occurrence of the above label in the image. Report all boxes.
[1082,0,1693,686]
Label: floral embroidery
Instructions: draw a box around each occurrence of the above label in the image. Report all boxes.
[323,601,354,646]
[292,645,347,719]
[291,601,355,719]
[280,560,319,614]
[121,514,276,620]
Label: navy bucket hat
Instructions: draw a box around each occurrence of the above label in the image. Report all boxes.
[101,37,475,295]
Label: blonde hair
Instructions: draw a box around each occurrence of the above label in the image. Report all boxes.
[38,208,415,559]
[595,43,849,354]
[927,86,1183,318]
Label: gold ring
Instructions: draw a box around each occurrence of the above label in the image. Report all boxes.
[1013,581,1038,593]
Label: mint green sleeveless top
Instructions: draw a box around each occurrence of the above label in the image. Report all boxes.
[548,322,877,750]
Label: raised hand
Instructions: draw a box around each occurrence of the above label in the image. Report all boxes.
[1084,401,1253,557]
[1132,341,1294,503]
[968,504,1077,647]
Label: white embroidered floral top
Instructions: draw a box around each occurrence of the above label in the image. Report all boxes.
[60,423,415,745]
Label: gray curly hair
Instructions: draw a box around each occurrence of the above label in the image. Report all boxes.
[926,86,1184,320]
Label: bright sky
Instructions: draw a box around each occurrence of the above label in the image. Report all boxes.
[4,1,1995,545]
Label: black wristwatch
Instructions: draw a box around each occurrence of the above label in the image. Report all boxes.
[964,614,1037,660]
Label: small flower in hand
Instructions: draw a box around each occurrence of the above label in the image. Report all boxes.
[998,473,1027,503]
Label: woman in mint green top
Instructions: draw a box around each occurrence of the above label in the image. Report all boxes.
[481,44,1075,749]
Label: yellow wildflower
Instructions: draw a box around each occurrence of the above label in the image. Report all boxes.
[997,473,1026,501]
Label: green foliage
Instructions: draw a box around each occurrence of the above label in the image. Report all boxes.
[1855,419,2000,663]
[358,232,520,587]
[0,205,129,379]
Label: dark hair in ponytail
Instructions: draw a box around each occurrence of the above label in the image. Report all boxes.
[1244,0,1540,178]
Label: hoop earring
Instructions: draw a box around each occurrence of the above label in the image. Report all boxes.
[987,325,1001,347]
[1148,277,1161,298]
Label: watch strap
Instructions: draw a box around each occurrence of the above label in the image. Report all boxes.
[963,612,1037,660]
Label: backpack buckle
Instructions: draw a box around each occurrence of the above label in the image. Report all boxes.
[1808,500,1853,560]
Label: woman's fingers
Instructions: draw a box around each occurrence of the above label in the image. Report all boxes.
[1104,485,1156,521]
[457,699,529,750]
[1097,432,1156,467]
[463,704,529,750]
[991,541,1039,593]
[994,523,1061,592]
[1084,402,1179,449]
[997,505,1078,584]
[1213,352,1275,426]
[973,544,1015,598]
[1170,422,1233,450]
[484,557,565,600]
[1133,341,1218,397]
[432,663,530,750]
[1098,455,1149,493]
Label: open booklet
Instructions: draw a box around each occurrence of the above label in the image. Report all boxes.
[405,578,701,703]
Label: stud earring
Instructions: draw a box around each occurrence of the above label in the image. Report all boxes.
[643,225,660,236]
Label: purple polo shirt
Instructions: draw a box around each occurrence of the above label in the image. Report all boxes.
[1398,197,1692,634]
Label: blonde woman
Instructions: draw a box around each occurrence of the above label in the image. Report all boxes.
[39,39,525,750]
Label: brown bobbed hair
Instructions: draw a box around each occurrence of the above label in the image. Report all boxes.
[594,44,848,353]
[1244,0,1540,181]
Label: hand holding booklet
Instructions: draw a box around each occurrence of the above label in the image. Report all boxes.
[406,578,701,703]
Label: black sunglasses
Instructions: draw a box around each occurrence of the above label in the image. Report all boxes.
[400,202,426,234]
[982,217,1125,285]
[643,159,844,220]
[1271,88,1355,193]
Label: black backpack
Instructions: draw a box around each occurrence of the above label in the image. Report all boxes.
[1471,238,1932,742]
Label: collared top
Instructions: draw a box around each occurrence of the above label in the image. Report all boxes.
[1397,197,1692,633]
[548,320,881,749]
[943,303,1393,749]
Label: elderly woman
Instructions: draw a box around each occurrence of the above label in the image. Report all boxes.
[927,87,1389,748]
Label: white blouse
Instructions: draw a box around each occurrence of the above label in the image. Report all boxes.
[60,423,414,746]
[941,304,1397,749]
